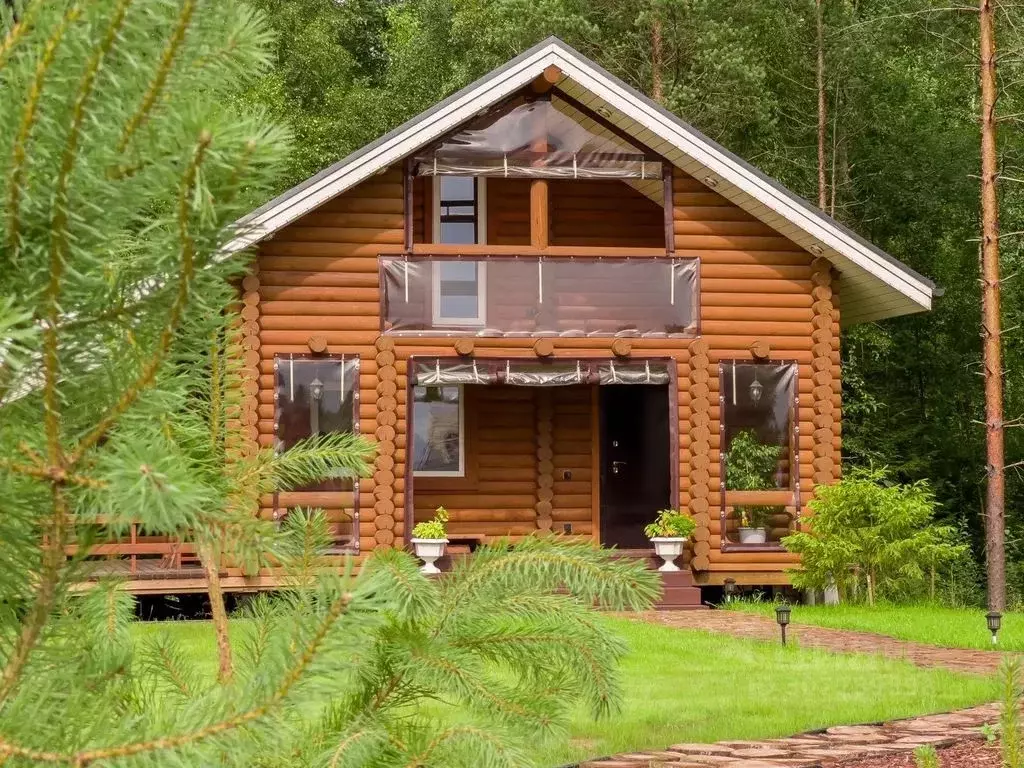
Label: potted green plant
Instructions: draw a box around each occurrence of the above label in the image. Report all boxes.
[410,506,449,574]
[724,429,783,545]
[737,506,773,544]
[644,509,697,572]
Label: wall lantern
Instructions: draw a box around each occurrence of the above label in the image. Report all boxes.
[987,611,1002,645]
[775,603,792,646]
[309,377,324,436]
[749,374,763,406]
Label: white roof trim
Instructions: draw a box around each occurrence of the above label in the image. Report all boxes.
[225,37,936,324]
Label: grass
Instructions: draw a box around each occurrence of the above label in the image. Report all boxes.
[132,615,997,766]
[726,601,1024,651]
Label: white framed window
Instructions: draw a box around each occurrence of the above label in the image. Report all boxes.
[432,176,487,327]
[412,384,465,477]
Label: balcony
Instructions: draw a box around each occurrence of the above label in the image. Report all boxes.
[380,254,697,337]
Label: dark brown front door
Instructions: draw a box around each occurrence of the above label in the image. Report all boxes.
[599,384,671,549]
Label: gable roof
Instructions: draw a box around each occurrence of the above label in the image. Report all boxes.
[226,37,937,326]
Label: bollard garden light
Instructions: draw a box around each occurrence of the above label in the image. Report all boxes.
[775,603,792,646]
[987,611,1002,645]
[723,578,737,603]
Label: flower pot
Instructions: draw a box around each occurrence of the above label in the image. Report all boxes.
[738,527,767,545]
[649,537,687,572]
[411,538,448,574]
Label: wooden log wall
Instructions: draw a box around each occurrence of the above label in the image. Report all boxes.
[243,164,842,586]
[673,171,841,582]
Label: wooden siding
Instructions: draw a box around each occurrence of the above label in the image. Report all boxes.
[234,165,842,587]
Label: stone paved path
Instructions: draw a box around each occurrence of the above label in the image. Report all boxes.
[578,704,998,767]
[573,610,1011,767]
[637,610,1006,676]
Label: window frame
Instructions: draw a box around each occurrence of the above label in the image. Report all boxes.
[411,383,466,478]
[431,176,487,327]
[716,359,801,552]
[272,353,361,552]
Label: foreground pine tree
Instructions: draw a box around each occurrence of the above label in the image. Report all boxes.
[0,2,660,765]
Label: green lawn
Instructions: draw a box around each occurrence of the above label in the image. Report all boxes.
[133,615,996,766]
[727,601,1024,652]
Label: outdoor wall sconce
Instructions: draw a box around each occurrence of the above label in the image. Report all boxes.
[309,377,324,436]
[987,610,1002,645]
[775,603,792,646]
[749,374,763,406]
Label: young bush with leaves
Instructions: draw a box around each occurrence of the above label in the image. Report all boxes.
[782,468,966,605]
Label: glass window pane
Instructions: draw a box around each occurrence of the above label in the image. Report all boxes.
[440,175,475,200]
[440,294,479,318]
[274,357,358,492]
[413,386,462,474]
[439,220,477,244]
[721,362,795,491]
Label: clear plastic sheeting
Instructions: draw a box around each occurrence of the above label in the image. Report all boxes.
[502,360,589,386]
[409,358,671,387]
[382,256,697,337]
[721,362,797,491]
[414,98,662,180]
[598,360,671,385]
[274,356,359,492]
[412,360,498,386]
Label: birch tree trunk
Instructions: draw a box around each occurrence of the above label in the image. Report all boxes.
[979,0,1006,612]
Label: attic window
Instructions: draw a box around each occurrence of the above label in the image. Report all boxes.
[414,96,662,180]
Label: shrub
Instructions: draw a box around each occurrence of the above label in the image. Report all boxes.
[782,468,966,605]
[411,505,449,539]
[643,509,696,539]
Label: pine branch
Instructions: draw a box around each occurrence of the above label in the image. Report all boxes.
[5,3,81,259]
[113,0,195,156]
[0,0,39,72]
[0,590,355,765]
[68,129,211,467]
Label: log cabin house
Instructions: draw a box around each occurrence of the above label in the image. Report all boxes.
[93,38,937,602]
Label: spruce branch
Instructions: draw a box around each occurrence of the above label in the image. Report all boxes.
[5,3,82,259]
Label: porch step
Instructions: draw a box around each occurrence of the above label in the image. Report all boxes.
[614,549,705,610]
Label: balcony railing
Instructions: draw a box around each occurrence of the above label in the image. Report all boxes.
[380,255,698,337]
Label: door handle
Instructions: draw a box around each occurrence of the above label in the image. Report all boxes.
[611,460,627,474]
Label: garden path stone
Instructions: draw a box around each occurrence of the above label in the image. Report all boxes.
[574,705,997,767]
[573,612,1007,768]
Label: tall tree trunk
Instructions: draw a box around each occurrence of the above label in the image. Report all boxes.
[200,542,234,684]
[651,15,664,103]
[816,0,828,210]
[980,0,1006,612]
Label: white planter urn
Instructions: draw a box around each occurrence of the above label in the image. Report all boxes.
[738,527,767,545]
[649,537,687,572]
[411,538,448,574]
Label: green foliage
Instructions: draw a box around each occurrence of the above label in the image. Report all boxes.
[644,509,696,539]
[724,429,783,530]
[1003,657,1024,768]
[411,505,449,540]
[724,430,782,492]
[782,469,967,605]
[913,745,939,768]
